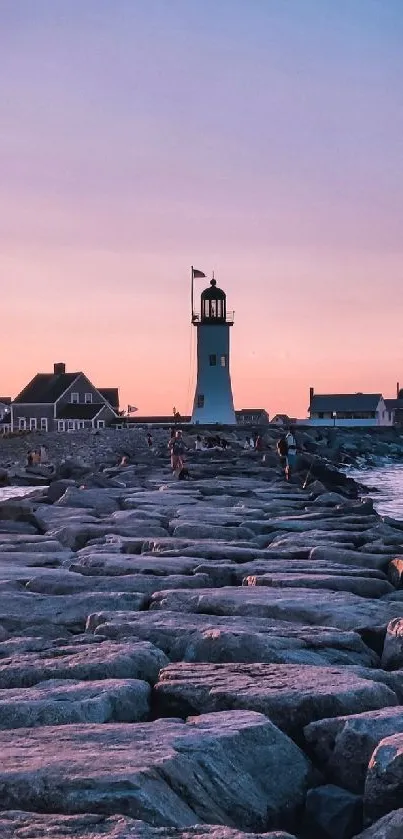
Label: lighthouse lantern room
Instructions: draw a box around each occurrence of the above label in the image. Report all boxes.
[191,277,236,424]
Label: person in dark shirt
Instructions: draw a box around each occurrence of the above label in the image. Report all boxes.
[168,430,186,472]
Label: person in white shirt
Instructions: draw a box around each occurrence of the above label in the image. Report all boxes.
[285,428,297,480]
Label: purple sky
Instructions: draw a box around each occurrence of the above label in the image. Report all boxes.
[1,1,403,415]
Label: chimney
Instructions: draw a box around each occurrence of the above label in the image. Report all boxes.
[397,382,400,399]
[309,386,314,403]
[54,363,66,375]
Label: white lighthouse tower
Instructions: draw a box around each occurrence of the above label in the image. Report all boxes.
[191,276,236,424]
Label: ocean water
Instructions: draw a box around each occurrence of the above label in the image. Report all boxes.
[348,464,403,520]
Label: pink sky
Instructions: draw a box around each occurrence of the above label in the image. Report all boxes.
[1,1,403,418]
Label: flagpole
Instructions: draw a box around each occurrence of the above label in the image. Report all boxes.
[191,265,194,323]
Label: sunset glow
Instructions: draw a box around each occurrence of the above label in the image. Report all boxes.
[2,1,403,417]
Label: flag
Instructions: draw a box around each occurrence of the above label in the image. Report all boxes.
[192,268,205,279]
[127,405,138,414]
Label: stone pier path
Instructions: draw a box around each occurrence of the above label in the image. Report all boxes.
[0,443,403,838]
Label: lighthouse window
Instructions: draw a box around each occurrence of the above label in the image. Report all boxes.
[220,355,227,367]
[197,395,205,408]
[209,354,217,366]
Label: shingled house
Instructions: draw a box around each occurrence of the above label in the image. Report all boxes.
[235,408,269,425]
[11,363,119,432]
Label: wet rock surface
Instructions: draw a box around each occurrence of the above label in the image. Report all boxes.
[0,427,403,837]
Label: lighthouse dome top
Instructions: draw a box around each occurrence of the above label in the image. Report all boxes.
[200,278,227,322]
[201,278,226,300]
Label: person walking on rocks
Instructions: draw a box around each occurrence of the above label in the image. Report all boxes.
[169,430,186,473]
[285,426,297,480]
[276,435,288,473]
[255,434,264,453]
[146,433,153,449]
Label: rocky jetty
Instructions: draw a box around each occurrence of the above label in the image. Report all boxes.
[1,428,403,837]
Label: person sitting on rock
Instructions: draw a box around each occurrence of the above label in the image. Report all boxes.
[119,454,130,467]
[195,435,203,451]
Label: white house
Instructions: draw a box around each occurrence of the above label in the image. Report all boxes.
[308,389,392,427]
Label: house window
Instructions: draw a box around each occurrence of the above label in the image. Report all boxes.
[209,354,217,366]
[97,420,105,429]
[70,392,79,404]
[197,395,204,408]
[78,421,85,429]
[67,420,75,431]
[220,355,227,367]
[57,420,65,432]
[40,418,48,431]
[84,393,93,404]
[18,418,27,431]
[29,418,37,431]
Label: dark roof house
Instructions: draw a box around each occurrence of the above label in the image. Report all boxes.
[11,363,120,432]
[99,389,120,411]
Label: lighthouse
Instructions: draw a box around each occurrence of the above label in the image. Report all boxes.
[191,276,236,424]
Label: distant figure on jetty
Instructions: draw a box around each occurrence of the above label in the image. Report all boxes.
[169,430,186,473]
[285,427,297,480]
[146,433,153,449]
[276,435,288,473]
[39,445,48,463]
[255,434,264,452]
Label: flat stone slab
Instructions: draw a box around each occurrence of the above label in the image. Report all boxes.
[88,609,377,668]
[0,711,311,831]
[26,570,211,596]
[0,640,168,688]
[74,553,203,575]
[244,573,393,598]
[0,550,70,566]
[159,545,310,562]
[171,523,255,541]
[154,663,397,737]
[304,705,403,792]
[48,523,169,550]
[0,677,150,727]
[193,560,388,587]
[310,547,392,571]
[0,591,147,632]
[0,812,297,839]
[149,587,403,631]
